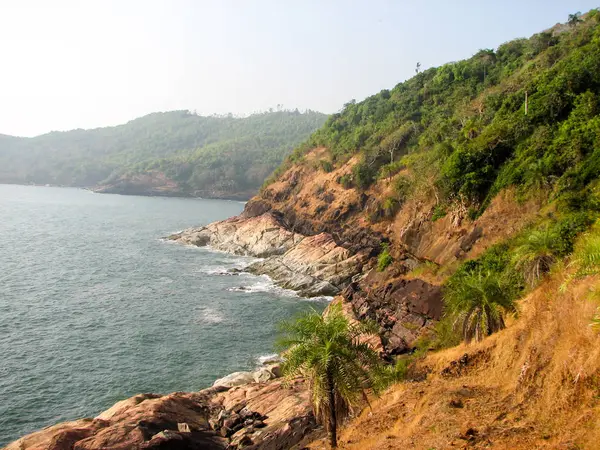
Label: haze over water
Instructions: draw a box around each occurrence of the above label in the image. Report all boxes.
[0,185,325,446]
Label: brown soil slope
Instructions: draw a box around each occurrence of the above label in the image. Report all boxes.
[308,272,600,449]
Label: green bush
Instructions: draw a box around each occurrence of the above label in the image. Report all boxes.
[444,269,517,342]
[319,159,334,173]
[377,243,393,271]
[352,161,375,190]
[338,174,353,189]
[382,197,400,218]
[571,222,600,277]
[553,212,595,256]
[378,160,405,180]
[512,227,560,286]
[393,175,412,200]
[431,205,447,222]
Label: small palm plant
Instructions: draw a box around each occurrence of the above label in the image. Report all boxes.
[512,227,559,287]
[444,269,516,343]
[572,230,600,278]
[277,303,382,448]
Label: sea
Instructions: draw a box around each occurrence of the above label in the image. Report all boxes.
[0,184,327,446]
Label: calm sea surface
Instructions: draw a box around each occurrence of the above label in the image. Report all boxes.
[0,184,326,446]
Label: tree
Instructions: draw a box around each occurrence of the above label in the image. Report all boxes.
[444,269,516,343]
[568,12,582,27]
[278,303,381,448]
[512,227,559,286]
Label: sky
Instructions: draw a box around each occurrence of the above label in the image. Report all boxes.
[0,0,596,137]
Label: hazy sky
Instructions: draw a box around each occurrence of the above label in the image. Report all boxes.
[0,0,596,137]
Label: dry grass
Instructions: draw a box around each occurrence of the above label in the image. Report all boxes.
[308,272,600,449]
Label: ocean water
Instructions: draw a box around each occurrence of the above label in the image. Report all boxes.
[0,184,326,446]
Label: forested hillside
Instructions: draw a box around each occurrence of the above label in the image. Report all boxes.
[270,11,599,216]
[0,110,326,199]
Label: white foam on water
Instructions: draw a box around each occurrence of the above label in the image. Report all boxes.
[195,306,225,324]
[226,275,299,298]
[196,266,239,276]
[225,274,334,302]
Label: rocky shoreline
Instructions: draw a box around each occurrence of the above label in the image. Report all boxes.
[6,206,441,449]
[167,212,369,297]
[5,358,319,450]
[4,213,349,450]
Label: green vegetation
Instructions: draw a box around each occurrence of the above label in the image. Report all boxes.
[444,269,517,343]
[571,222,600,278]
[439,210,596,345]
[431,205,447,222]
[512,227,560,286]
[0,110,326,197]
[382,197,400,217]
[276,11,600,216]
[377,243,393,271]
[319,159,334,173]
[277,303,382,448]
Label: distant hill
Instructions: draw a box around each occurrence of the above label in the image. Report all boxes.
[0,110,327,199]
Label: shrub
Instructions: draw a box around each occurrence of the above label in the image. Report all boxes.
[382,197,400,218]
[377,243,393,271]
[512,227,560,286]
[319,159,334,173]
[571,223,600,277]
[393,175,412,200]
[378,161,405,180]
[431,315,462,350]
[553,212,595,256]
[431,205,447,222]
[374,358,410,389]
[444,269,517,343]
[352,161,375,190]
[338,174,353,189]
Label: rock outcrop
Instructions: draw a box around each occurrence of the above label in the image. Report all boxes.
[212,362,282,388]
[4,377,317,450]
[343,274,443,355]
[168,213,368,296]
[168,213,303,258]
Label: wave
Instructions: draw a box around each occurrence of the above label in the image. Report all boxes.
[225,275,333,302]
[226,275,298,297]
[196,266,241,276]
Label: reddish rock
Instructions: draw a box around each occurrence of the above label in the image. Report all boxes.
[5,379,315,450]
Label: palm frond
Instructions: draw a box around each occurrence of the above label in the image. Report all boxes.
[444,269,515,342]
[278,301,383,432]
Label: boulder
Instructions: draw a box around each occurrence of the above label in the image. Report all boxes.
[253,368,275,383]
[213,372,256,388]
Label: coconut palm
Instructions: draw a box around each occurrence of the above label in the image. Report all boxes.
[444,269,516,343]
[277,303,381,448]
[512,227,559,286]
